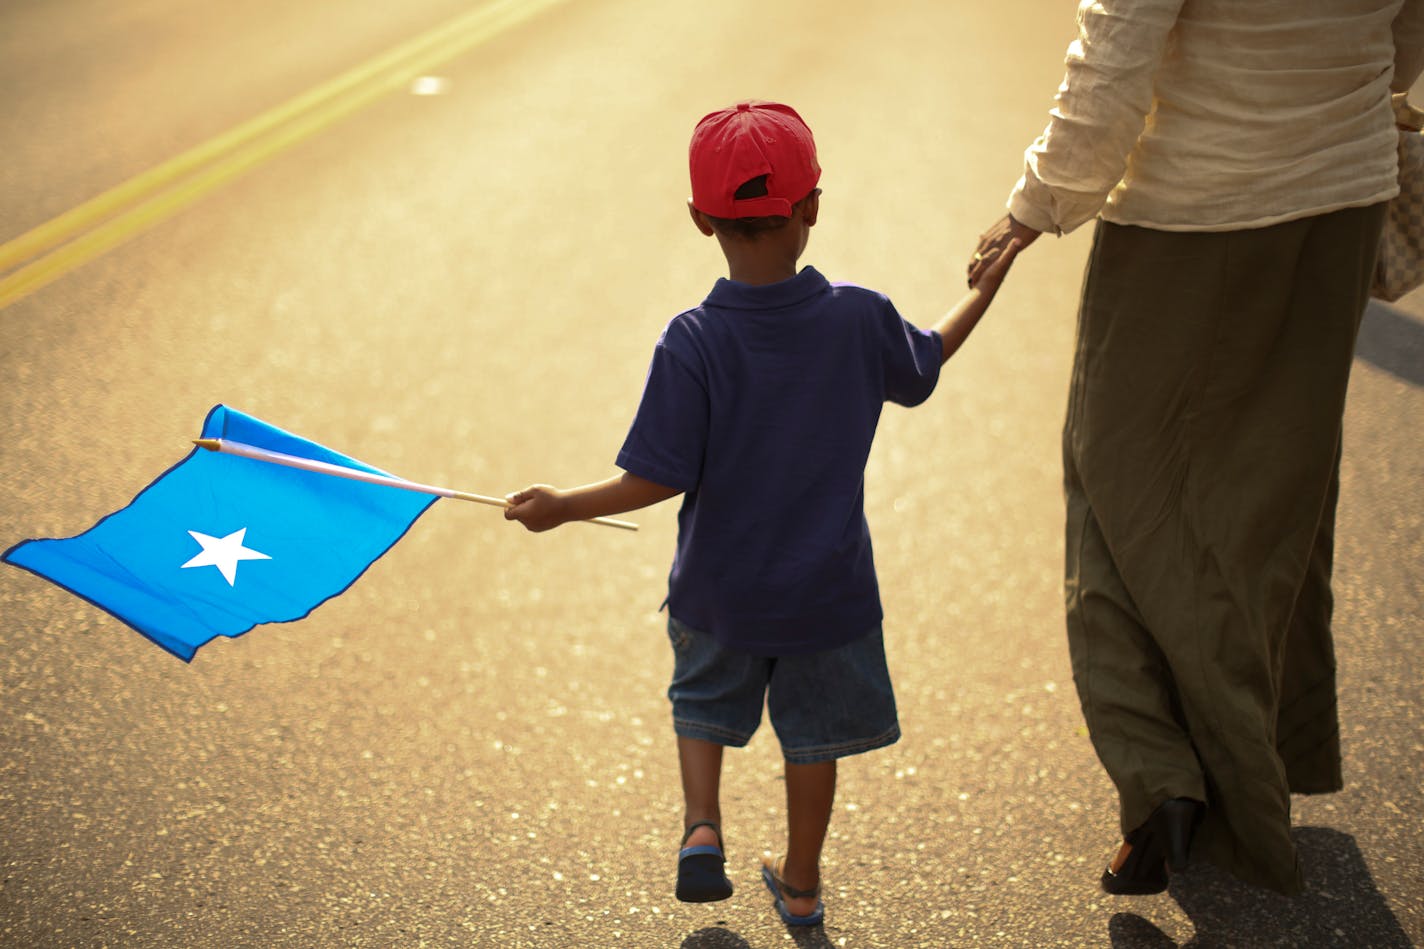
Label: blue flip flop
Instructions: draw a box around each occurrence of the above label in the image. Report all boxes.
[761,857,824,927]
[676,821,733,903]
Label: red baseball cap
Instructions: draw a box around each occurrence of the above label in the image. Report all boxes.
[688,101,821,219]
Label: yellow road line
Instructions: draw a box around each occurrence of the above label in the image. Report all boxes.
[0,0,569,311]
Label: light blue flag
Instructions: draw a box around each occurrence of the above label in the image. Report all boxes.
[3,405,437,661]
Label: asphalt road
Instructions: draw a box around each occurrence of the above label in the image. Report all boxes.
[2,2,1421,947]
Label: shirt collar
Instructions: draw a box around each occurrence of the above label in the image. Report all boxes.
[703,266,830,310]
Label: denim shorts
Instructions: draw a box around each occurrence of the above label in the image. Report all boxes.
[666,616,900,765]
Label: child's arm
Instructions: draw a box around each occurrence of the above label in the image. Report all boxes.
[504,472,681,532]
[935,238,1022,364]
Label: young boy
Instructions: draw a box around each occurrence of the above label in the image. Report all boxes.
[504,100,1019,927]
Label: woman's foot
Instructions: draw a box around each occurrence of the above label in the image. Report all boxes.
[1099,797,1204,895]
[1100,827,1167,895]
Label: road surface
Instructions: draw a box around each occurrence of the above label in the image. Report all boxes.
[3,2,1421,946]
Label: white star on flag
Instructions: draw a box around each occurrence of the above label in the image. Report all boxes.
[181,527,271,586]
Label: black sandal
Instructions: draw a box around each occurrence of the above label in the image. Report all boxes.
[676,820,733,903]
[1100,797,1203,895]
[1100,824,1168,895]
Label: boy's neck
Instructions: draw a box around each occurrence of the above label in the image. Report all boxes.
[718,236,803,287]
[725,258,800,286]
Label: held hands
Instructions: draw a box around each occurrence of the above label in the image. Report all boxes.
[504,484,570,532]
[968,214,1040,288]
[935,234,1025,363]
[971,236,1024,298]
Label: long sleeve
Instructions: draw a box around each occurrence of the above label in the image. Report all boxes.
[1008,0,1186,235]
[1006,0,1408,234]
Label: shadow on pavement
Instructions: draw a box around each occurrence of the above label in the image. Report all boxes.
[680,926,752,949]
[679,924,837,949]
[1108,913,1176,947]
[1356,300,1424,386]
[786,927,836,949]
[1107,826,1410,948]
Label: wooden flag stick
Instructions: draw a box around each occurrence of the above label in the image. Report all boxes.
[192,438,638,532]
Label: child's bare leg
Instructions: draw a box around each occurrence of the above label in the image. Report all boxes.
[778,758,836,914]
[678,735,724,848]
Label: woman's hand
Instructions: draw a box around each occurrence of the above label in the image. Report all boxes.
[969,214,1041,287]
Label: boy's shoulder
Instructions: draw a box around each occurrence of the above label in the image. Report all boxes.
[826,278,894,307]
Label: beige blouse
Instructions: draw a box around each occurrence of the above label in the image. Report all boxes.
[1009,0,1424,234]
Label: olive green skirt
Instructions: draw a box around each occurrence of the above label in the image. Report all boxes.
[1062,203,1386,894]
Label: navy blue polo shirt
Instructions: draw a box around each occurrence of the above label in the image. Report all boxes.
[616,266,941,655]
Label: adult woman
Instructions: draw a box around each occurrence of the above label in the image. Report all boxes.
[970,0,1424,894]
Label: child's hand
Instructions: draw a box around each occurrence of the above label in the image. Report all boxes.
[504,484,570,532]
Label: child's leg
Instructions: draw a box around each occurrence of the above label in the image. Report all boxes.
[778,759,836,915]
[678,735,725,848]
[674,734,734,903]
[664,616,768,902]
[762,627,898,920]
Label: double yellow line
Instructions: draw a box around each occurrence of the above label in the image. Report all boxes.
[0,0,569,311]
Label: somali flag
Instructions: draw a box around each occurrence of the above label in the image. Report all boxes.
[2,405,436,661]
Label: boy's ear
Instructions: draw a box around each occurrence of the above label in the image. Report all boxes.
[800,188,821,227]
[688,200,716,236]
